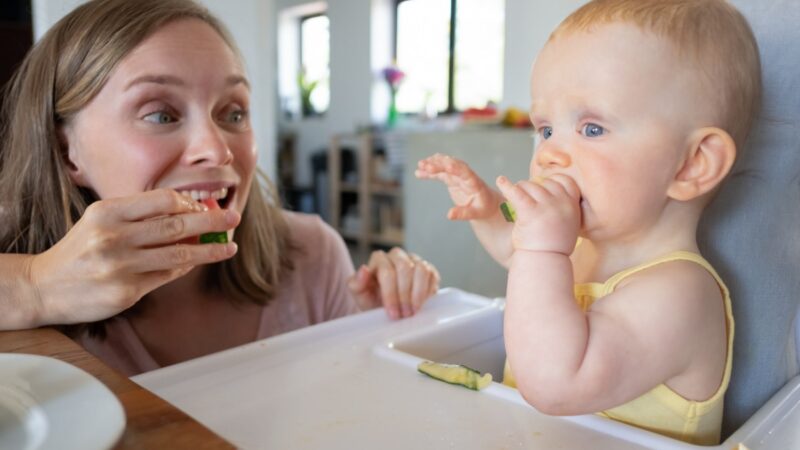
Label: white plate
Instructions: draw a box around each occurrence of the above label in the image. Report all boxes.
[0,353,126,450]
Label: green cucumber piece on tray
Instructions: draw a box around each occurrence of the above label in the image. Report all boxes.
[417,360,492,391]
[500,201,516,222]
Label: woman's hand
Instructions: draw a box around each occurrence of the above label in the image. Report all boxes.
[27,189,240,326]
[347,247,440,319]
[415,154,504,221]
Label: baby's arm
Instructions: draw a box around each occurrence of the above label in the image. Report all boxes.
[497,176,727,414]
[416,154,514,267]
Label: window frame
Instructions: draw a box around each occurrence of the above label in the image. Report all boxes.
[393,0,458,114]
[298,12,330,117]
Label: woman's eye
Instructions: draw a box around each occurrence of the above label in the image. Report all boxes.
[142,111,176,124]
[226,109,248,124]
[540,126,553,140]
[582,123,605,137]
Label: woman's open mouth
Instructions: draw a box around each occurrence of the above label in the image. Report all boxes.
[178,186,235,209]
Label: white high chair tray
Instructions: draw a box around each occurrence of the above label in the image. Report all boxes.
[133,288,798,449]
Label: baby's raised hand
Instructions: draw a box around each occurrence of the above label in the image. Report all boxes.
[415,154,503,221]
[496,174,581,255]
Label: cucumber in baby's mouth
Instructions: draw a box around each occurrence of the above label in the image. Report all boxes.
[500,176,546,223]
[500,201,516,223]
[199,198,229,244]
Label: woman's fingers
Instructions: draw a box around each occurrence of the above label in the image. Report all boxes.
[96,189,205,223]
[125,208,240,247]
[368,250,401,319]
[366,248,441,318]
[409,254,439,313]
[387,248,416,317]
[122,241,238,273]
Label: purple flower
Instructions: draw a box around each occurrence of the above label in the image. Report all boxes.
[382,65,405,90]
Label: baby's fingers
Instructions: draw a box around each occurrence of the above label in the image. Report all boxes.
[496,176,538,210]
[417,154,471,178]
[542,174,581,201]
[447,203,482,220]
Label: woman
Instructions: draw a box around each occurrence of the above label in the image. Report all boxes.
[0,0,438,375]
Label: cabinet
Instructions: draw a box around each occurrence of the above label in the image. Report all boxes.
[329,132,404,262]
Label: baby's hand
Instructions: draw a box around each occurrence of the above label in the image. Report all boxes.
[496,174,581,255]
[415,154,503,221]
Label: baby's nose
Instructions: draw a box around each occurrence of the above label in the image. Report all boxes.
[535,144,572,168]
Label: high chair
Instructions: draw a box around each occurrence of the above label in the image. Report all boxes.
[698,0,800,438]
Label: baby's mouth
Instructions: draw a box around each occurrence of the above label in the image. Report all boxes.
[178,187,235,209]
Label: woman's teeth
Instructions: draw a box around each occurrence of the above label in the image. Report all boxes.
[179,187,228,202]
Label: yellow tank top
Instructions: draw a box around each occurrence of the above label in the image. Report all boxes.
[502,251,734,445]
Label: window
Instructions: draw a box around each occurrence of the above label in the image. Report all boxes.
[299,14,330,116]
[394,0,505,114]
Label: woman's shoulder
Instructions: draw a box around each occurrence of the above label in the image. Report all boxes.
[281,210,349,265]
[281,210,342,247]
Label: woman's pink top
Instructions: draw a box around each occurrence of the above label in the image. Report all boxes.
[76,211,360,376]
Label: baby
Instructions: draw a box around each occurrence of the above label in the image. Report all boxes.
[416,0,760,444]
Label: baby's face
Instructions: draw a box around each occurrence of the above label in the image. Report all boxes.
[62,18,256,220]
[529,22,708,241]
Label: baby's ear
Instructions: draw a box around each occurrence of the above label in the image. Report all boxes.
[667,127,736,201]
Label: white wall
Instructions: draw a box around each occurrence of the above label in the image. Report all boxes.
[31,0,278,180]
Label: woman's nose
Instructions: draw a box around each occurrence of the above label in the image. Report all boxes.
[535,142,572,169]
[184,120,233,166]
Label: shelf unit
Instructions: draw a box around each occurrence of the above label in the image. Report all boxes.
[329,132,404,261]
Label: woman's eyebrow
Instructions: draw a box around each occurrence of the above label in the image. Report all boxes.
[124,74,250,90]
[125,74,185,91]
[227,75,250,90]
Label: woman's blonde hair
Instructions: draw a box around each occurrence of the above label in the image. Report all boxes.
[0,0,294,335]
[552,0,762,148]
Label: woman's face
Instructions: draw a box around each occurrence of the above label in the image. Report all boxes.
[63,18,255,218]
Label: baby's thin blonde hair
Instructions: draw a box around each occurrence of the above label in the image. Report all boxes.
[553,0,761,148]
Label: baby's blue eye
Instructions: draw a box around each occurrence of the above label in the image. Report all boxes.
[143,111,176,124]
[582,123,604,137]
[540,126,553,140]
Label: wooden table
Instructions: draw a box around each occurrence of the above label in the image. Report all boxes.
[0,327,233,449]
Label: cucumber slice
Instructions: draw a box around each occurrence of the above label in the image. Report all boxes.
[199,231,228,244]
[500,201,516,222]
[198,198,229,244]
[417,361,492,391]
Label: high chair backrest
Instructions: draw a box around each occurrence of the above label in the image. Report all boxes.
[697,0,800,438]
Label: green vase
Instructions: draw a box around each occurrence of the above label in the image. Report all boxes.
[387,89,398,128]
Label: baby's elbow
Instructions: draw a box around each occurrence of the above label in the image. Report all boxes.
[516,378,597,416]
[517,381,577,416]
